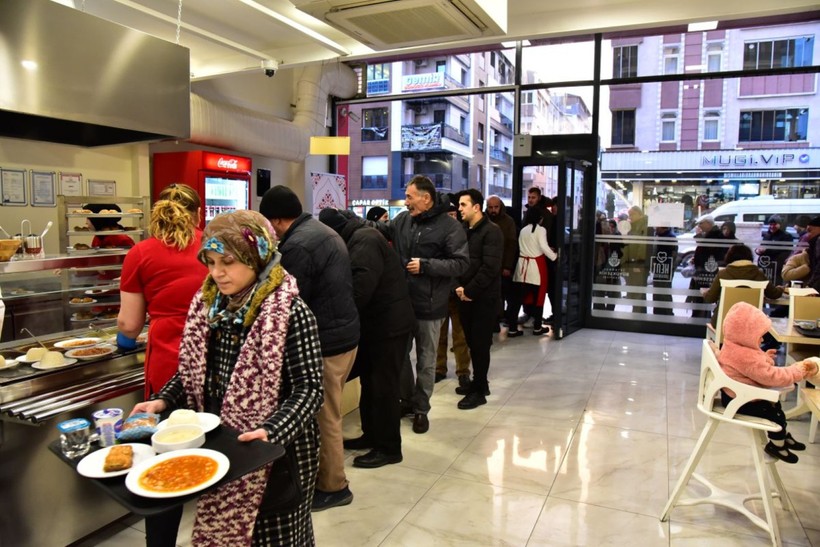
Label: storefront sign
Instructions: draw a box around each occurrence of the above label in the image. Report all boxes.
[203,152,251,173]
[351,199,389,206]
[701,153,807,167]
[402,72,446,92]
[602,148,818,173]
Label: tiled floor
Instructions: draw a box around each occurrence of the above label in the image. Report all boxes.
[75,328,820,546]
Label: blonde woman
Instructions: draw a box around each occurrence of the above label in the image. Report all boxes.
[117,183,208,397]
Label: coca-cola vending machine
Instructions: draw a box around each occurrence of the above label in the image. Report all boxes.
[152,151,252,226]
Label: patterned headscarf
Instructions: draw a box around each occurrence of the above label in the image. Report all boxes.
[199,210,276,273]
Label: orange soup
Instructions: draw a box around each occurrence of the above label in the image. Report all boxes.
[138,455,218,492]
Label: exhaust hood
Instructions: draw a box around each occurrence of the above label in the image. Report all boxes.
[0,0,190,147]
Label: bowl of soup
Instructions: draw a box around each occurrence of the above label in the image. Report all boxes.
[151,424,205,454]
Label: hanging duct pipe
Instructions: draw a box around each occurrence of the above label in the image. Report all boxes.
[188,63,357,161]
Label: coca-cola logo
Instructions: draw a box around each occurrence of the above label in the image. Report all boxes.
[217,157,239,169]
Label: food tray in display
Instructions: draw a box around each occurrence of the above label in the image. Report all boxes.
[156,413,221,433]
[68,298,98,306]
[85,288,119,297]
[96,247,131,253]
[125,448,230,499]
[31,358,78,370]
[54,338,102,349]
[76,444,157,479]
[67,247,98,255]
[66,345,116,361]
[15,342,61,354]
[71,314,98,322]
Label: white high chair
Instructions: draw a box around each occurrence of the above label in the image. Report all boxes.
[660,340,792,547]
[705,279,768,345]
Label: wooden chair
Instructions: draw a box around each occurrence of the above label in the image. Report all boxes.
[705,279,768,345]
[661,340,792,546]
[787,292,820,330]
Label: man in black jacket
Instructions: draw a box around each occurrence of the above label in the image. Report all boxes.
[486,195,518,329]
[370,176,469,433]
[260,185,360,511]
[454,189,503,409]
[319,208,415,469]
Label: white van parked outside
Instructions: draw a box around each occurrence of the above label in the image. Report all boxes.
[675,196,820,267]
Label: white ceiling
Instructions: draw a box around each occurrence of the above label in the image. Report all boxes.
[57,0,820,80]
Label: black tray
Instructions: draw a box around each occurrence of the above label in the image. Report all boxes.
[795,325,820,338]
[49,425,283,516]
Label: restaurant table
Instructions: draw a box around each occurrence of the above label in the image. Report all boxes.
[49,425,284,516]
[802,386,820,444]
[769,317,820,419]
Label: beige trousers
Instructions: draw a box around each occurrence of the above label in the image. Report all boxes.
[316,347,358,492]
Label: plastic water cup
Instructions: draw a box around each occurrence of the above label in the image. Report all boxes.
[57,418,92,458]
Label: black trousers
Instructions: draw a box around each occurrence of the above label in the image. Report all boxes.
[145,506,183,547]
[721,390,787,441]
[459,297,498,393]
[357,332,411,455]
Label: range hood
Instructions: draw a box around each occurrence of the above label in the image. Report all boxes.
[0,0,190,147]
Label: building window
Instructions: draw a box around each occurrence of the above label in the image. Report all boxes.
[706,43,723,72]
[361,107,388,141]
[743,37,815,69]
[703,112,720,141]
[611,110,636,145]
[366,63,390,95]
[661,113,676,141]
[361,156,388,189]
[613,45,638,78]
[522,91,533,104]
[738,108,808,142]
[663,46,679,75]
[436,60,446,73]
[478,83,485,110]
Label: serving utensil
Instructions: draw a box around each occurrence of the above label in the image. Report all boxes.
[20,328,48,350]
[0,225,10,238]
[40,221,53,239]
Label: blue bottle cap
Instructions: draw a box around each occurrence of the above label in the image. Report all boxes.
[57,417,91,433]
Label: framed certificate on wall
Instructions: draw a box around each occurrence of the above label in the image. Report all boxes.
[59,172,83,197]
[1,168,27,206]
[88,179,117,197]
[31,171,57,207]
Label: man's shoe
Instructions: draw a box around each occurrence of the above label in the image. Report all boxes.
[455,381,490,396]
[458,392,487,410]
[764,442,798,464]
[343,436,372,450]
[784,433,806,451]
[435,372,446,383]
[353,449,403,468]
[533,327,549,335]
[517,314,532,326]
[506,329,524,338]
[412,413,429,434]
[458,375,471,390]
[312,486,354,512]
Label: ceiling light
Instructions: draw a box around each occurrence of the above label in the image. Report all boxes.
[688,21,718,32]
[21,60,38,70]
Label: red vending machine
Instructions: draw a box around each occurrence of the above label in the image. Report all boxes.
[152,151,252,226]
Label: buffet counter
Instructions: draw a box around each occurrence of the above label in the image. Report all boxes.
[0,254,148,546]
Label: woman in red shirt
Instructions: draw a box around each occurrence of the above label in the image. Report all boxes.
[117,183,208,397]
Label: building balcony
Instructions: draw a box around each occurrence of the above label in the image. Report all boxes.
[401,122,469,151]
[401,172,453,189]
[367,78,390,95]
[499,112,514,132]
[489,147,512,164]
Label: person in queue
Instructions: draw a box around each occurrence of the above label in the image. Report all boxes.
[805,216,820,292]
[621,206,649,314]
[453,189,502,409]
[755,215,794,287]
[718,302,818,464]
[509,206,557,336]
[318,208,415,468]
[486,195,519,334]
[129,210,324,545]
[367,175,469,434]
[700,244,783,327]
[365,206,389,222]
[686,215,724,318]
[259,185,359,512]
[84,203,136,248]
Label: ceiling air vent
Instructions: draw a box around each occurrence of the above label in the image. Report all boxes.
[293,0,507,50]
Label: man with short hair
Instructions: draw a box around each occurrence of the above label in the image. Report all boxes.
[486,195,518,330]
[259,185,359,511]
[454,189,502,409]
[756,215,794,286]
[370,176,469,433]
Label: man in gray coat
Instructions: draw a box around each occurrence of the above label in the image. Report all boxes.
[372,175,469,434]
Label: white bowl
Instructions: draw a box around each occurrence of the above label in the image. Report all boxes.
[151,424,205,454]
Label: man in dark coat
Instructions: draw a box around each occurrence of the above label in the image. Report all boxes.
[318,208,415,469]
[486,195,518,330]
[260,185,359,511]
[651,225,677,316]
[454,189,503,409]
[369,175,469,434]
[756,215,795,286]
[688,215,725,319]
[805,216,820,292]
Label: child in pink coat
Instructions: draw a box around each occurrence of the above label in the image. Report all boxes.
[718,301,818,463]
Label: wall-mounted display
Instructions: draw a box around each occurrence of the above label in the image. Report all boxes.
[1,168,27,206]
[59,172,83,197]
[31,171,57,207]
[88,180,116,197]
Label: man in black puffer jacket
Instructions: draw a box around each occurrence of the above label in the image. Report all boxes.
[369,175,469,434]
[454,189,502,409]
[260,185,359,512]
[319,208,415,469]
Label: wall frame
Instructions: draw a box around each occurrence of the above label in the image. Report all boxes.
[1,168,27,206]
[30,171,57,207]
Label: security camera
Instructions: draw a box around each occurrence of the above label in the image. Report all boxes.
[261,59,279,78]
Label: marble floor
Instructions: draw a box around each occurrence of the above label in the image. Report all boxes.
[75,328,820,546]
